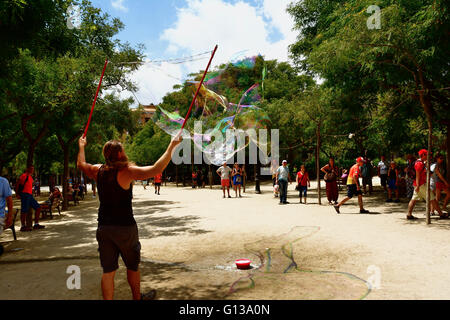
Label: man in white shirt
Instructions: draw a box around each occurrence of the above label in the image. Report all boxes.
[216,162,232,198]
[377,155,389,192]
[276,160,291,204]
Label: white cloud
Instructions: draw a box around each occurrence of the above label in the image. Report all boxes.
[123,0,298,104]
[111,0,128,12]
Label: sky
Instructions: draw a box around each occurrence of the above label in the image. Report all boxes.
[89,0,298,106]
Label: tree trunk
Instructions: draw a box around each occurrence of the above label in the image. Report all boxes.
[447,121,450,182]
[26,143,37,168]
[62,146,70,211]
[425,118,433,225]
[316,124,322,205]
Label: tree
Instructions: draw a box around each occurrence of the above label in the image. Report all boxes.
[288,0,449,223]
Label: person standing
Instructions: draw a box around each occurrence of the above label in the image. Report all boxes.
[407,149,447,220]
[216,162,232,198]
[276,160,291,205]
[404,155,416,200]
[241,164,247,193]
[434,154,449,211]
[0,176,14,240]
[191,170,198,189]
[321,157,339,205]
[386,161,400,203]
[378,156,389,192]
[16,166,44,231]
[77,133,181,300]
[271,160,279,198]
[361,157,373,195]
[296,165,310,204]
[92,178,97,198]
[334,157,369,214]
[154,173,162,195]
[231,163,243,198]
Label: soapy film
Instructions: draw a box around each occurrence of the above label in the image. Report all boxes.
[152,56,270,165]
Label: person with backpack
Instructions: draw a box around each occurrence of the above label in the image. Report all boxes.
[16,166,44,231]
[407,149,447,220]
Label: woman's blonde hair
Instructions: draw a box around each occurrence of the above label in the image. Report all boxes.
[102,140,132,171]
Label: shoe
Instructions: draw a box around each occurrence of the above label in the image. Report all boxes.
[360,209,370,214]
[407,215,418,220]
[33,224,45,230]
[334,205,340,214]
[394,199,400,203]
[284,201,290,204]
[141,290,157,300]
[228,195,232,198]
[386,199,393,203]
[20,226,32,232]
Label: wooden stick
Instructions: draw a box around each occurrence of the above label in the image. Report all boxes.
[181,45,218,130]
[83,59,109,138]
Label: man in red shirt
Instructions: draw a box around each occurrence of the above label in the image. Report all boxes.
[154,173,162,195]
[334,157,369,214]
[17,166,44,231]
[407,149,446,220]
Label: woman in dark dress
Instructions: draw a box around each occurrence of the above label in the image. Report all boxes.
[321,157,339,205]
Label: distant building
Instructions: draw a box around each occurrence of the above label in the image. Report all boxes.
[136,104,157,124]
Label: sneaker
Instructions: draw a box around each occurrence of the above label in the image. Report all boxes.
[407,215,418,220]
[360,209,370,214]
[334,205,340,214]
[141,290,157,300]
[33,224,45,230]
[284,201,290,204]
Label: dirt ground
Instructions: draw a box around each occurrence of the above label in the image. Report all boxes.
[1,180,450,300]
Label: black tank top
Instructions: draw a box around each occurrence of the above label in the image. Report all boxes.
[97,165,135,226]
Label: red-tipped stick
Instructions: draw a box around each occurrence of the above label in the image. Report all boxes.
[83,58,109,138]
[181,45,218,130]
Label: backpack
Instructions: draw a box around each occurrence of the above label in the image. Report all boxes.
[15,174,29,198]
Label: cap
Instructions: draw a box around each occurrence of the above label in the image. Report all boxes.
[356,157,365,163]
[282,160,287,163]
[418,149,428,156]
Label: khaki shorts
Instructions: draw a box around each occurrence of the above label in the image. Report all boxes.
[411,184,435,202]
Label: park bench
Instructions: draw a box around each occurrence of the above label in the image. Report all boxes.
[41,196,61,219]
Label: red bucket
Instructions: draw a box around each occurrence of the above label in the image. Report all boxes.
[235,259,251,270]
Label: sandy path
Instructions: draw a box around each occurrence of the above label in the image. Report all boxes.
[1,181,449,300]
